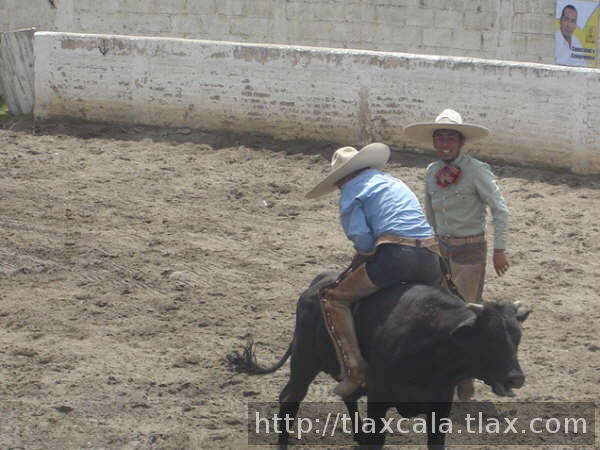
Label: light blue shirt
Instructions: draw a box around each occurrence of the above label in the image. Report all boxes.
[339,169,434,254]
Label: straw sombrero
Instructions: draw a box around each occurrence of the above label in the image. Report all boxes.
[404,109,490,144]
[306,143,390,199]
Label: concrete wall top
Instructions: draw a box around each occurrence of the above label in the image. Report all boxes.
[1,0,588,66]
[34,32,600,174]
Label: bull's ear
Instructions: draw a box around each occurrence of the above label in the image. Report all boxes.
[516,307,532,324]
[450,311,478,337]
[450,303,484,337]
[513,301,531,323]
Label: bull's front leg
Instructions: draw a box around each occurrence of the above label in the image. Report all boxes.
[359,400,390,447]
[426,402,452,450]
[343,398,364,444]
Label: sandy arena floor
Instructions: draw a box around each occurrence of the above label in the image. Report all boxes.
[0,118,599,449]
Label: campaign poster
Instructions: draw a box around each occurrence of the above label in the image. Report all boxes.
[555,0,599,67]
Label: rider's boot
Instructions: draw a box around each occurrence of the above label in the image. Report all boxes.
[320,265,379,398]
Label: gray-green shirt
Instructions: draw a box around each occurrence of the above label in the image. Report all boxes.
[424,152,509,249]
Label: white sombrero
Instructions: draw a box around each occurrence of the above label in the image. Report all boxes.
[306,143,390,199]
[404,109,490,144]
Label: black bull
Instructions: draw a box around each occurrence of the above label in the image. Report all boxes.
[232,270,531,448]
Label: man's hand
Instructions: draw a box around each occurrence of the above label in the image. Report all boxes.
[493,249,509,276]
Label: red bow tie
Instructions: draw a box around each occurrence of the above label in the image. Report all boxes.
[435,164,461,188]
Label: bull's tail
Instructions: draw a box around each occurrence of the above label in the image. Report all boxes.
[226,338,292,375]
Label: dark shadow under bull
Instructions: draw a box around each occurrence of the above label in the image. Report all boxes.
[228,270,531,449]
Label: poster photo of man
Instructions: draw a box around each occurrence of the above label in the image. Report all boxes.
[555,0,599,67]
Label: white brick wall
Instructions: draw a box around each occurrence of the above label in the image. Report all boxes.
[0,0,589,65]
[34,32,600,174]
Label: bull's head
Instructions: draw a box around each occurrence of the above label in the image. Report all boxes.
[451,301,531,397]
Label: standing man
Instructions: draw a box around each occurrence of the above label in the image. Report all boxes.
[306,143,442,398]
[555,4,586,66]
[405,109,510,398]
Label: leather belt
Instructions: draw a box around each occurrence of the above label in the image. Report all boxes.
[376,233,439,249]
[439,234,485,245]
[369,233,442,258]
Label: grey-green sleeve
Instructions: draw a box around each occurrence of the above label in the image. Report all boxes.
[424,175,437,232]
[474,164,509,249]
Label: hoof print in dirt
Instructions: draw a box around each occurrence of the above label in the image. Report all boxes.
[54,405,73,414]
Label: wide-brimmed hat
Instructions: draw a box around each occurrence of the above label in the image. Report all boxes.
[404,109,490,144]
[306,143,390,199]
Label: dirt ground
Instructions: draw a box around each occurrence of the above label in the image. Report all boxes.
[0,118,599,449]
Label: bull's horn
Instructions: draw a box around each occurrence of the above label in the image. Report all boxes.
[513,300,522,308]
[466,303,484,312]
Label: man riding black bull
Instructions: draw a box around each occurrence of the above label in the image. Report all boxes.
[305,143,443,398]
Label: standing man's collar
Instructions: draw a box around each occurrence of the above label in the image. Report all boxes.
[449,151,467,166]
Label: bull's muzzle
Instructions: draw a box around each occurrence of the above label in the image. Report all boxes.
[506,372,525,389]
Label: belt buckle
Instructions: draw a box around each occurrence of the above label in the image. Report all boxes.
[415,239,421,248]
[467,235,480,244]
